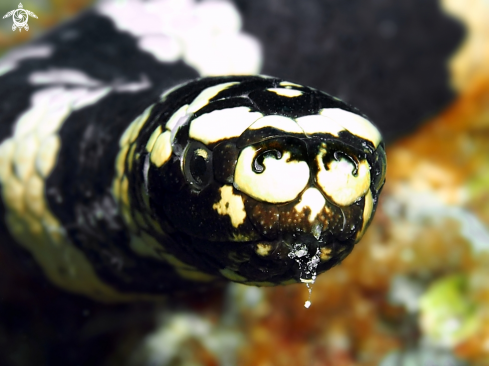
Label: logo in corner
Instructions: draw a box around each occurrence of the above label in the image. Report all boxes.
[3,3,38,32]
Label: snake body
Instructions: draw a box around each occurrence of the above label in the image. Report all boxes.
[0,7,386,301]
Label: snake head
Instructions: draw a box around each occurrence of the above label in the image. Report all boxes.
[140,76,386,286]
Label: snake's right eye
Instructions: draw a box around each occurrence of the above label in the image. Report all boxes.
[182,141,213,190]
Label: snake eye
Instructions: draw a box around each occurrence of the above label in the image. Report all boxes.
[316,146,370,206]
[183,141,213,190]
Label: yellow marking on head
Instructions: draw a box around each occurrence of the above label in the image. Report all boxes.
[212,185,246,228]
[187,82,239,114]
[36,135,60,178]
[294,188,326,223]
[319,108,382,147]
[189,107,263,145]
[267,88,303,97]
[150,131,172,167]
[165,104,189,132]
[320,247,332,261]
[295,115,344,137]
[279,81,303,88]
[256,243,273,256]
[249,115,303,133]
[220,268,247,282]
[316,151,371,206]
[146,126,162,152]
[234,147,310,203]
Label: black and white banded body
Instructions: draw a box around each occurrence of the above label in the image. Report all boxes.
[0,3,386,301]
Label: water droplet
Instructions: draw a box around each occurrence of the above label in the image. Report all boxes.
[288,244,321,308]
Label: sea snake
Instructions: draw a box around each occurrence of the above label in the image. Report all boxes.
[0,2,386,302]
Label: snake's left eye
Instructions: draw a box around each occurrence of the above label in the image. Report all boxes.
[183,141,213,190]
